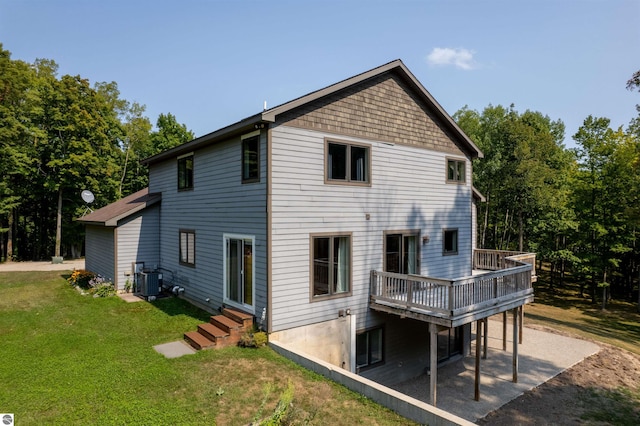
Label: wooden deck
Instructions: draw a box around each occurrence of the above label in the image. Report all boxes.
[370,250,536,327]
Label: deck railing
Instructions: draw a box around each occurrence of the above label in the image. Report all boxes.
[474,249,537,279]
[370,249,535,319]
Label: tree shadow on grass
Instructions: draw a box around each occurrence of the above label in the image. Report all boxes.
[149,296,212,322]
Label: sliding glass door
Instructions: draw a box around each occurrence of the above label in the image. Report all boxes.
[224,234,254,312]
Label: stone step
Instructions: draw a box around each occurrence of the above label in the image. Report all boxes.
[184,331,215,350]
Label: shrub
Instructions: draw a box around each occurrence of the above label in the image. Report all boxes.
[68,271,115,297]
[67,270,96,289]
[88,275,116,298]
[239,330,268,348]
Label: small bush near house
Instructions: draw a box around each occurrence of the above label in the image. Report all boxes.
[67,269,96,289]
[239,329,268,348]
[67,270,115,297]
[88,276,116,298]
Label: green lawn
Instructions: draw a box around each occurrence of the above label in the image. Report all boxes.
[526,271,640,356]
[0,271,413,425]
[524,269,640,424]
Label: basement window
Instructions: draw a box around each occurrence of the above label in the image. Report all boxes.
[356,327,384,370]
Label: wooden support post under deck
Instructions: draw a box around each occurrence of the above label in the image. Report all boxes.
[482,318,488,359]
[474,319,483,401]
[519,305,524,344]
[429,323,438,406]
[513,308,519,383]
[502,311,507,351]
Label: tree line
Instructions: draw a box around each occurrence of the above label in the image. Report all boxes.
[1,44,638,307]
[454,72,639,307]
[0,44,193,261]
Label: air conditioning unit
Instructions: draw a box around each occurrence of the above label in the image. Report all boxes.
[140,272,160,297]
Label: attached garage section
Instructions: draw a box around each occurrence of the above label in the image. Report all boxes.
[78,188,161,291]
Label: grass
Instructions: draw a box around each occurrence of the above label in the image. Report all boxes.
[0,271,414,425]
[525,267,640,424]
[525,268,640,356]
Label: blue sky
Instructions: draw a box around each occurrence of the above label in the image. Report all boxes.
[2,0,638,148]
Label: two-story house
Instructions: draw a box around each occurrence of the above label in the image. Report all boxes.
[80,60,535,406]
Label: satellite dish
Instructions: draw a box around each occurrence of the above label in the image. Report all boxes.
[81,190,95,204]
[80,190,95,216]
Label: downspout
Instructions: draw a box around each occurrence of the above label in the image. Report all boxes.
[113,226,118,290]
[266,124,273,333]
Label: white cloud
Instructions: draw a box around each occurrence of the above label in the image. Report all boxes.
[427,47,476,70]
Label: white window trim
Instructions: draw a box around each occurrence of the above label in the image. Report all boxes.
[222,233,256,314]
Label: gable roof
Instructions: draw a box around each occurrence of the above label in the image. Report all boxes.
[76,188,161,227]
[142,59,482,166]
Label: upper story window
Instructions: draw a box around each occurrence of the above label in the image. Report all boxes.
[326,139,370,185]
[311,233,352,299]
[178,154,194,190]
[242,134,260,183]
[446,158,466,183]
[443,229,458,255]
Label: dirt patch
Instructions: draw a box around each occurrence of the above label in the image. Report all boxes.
[478,343,640,425]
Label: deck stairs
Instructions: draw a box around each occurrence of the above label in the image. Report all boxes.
[184,307,254,350]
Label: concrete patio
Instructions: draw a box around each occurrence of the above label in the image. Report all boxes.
[391,319,600,422]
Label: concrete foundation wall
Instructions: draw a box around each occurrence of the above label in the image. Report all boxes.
[269,315,355,371]
[270,340,473,426]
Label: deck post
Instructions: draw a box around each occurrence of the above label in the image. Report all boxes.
[502,311,507,351]
[429,323,438,406]
[482,318,488,359]
[513,307,519,383]
[474,319,482,401]
[519,305,524,344]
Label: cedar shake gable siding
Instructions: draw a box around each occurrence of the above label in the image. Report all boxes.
[142,60,482,168]
[278,71,466,156]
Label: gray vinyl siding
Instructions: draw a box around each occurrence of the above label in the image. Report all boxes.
[269,126,473,333]
[472,199,478,251]
[84,225,115,282]
[114,205,160,291]
[148,132,268,315]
